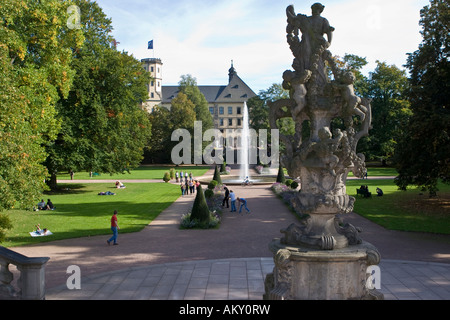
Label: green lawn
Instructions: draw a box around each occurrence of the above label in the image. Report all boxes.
[3,182,180,247]
[347,179,450,234]
[57,165,210,180]
[347,166,398,177]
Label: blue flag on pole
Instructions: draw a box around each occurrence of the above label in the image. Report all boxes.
[148,40,153,50]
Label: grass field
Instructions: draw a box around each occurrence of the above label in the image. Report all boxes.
[3,182,180,247]
[347,179,450,234]
[57,165,210,180]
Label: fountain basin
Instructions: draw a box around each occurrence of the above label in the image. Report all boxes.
[199,175,277,185]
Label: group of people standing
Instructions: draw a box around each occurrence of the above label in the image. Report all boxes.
[175,171,194,183]
[222,186,250,214]
[177,171,199,196]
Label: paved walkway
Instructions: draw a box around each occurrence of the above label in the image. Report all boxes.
[9,168,450,300]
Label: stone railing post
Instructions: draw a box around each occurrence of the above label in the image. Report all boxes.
[0,246,50,300]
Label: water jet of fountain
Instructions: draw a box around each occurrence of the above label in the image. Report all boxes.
[239,101,250,181]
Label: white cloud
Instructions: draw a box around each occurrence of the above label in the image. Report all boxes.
[96,0,428,92]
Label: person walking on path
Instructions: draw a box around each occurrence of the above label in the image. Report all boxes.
[229,190,237,212]
[107,210,120,245]
[222,186,230,208]
[237,197,250,214]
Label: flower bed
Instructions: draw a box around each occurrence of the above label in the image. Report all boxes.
[180,186,224,229]
[270,182,298,212]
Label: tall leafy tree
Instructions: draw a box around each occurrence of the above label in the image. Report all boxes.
[394,0,449,196]
[360,61,411,162]
[45,0,152,188]
[178,74,213,131]
[147,92,196,163]
[0,0,83,209]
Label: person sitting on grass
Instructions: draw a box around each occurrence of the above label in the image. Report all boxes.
[37,199,46,210]
[46,199,55,210]
[376,187,383,197]
[115,181,125,189]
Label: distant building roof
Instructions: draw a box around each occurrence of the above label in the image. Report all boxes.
[161,64,256,104]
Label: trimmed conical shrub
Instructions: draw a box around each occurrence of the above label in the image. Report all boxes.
[276,164,286,183]
[212,165,222,184]
[190,184,210,225]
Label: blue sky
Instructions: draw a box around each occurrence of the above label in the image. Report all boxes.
[95,0,429,92]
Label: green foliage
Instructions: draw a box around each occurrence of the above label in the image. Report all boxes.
[285,179,293,187]
[220,162,227,173]
[46,0,152,188]
[190,184,210,225]
[179,74,213,131]
[147,93,196,163]
[212,165,222,184]
[394,0,450,196]
[169,168,175,180]
[208,180,219,190]
[290,181,299,189]
[276,164,286,184]
[204,188,214,199]
[163,172,171,183]
[0,0,84,210]
[0,213,12,243]
[357,61,411,162]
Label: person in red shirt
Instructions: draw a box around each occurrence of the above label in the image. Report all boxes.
[107,210,120,245]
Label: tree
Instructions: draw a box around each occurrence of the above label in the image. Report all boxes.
[212,165,222,184]
[394,0,450,196]
[45,0,152,188]
[147,92,196,163]
[190,184,210,226]
[359,61,411,162]
[0,0,83,209]
[276,164,286,184]
[179,74,213,131]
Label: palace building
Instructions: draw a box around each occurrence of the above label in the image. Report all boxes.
[141,58,256,131]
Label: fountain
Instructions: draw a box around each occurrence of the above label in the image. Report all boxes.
[263,3,383,300]
[239,101,250,181]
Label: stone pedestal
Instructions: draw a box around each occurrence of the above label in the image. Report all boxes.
[264,239,384,300]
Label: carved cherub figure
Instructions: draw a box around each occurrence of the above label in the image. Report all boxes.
[307,127,343,176]
[283,69,312,121]
[338,71,367,121]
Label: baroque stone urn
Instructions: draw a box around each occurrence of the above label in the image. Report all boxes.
[264,2,383,300]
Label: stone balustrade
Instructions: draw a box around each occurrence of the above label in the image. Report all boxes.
[0,246,49,300]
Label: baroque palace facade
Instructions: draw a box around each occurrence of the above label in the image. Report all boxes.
[141,58,256,131]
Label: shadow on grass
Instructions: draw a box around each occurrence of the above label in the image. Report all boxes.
[44,184,91,195]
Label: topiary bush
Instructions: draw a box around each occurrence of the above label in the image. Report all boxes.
[212,165,222,184]
[276,164,286,184]
[190,184,210,226]
[204,188,214,199]
[290,181,299,189]
[285,179,293,187]
[208,180,218,190]
[163,172,171,183]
